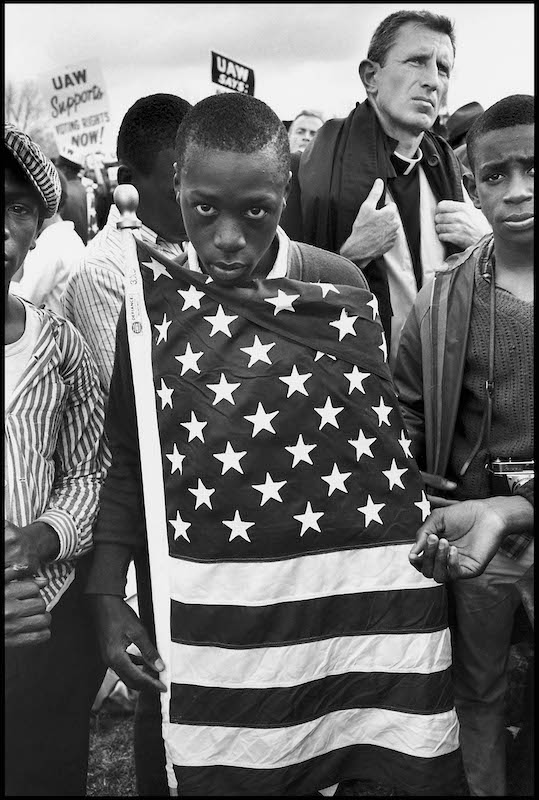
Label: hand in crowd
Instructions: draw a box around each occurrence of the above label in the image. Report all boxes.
[5,567,51,647]
[90,594,167,693]
[340,178,400,266]
[434,200,491,250]
[408,496,534,582]
[4,520,41,575]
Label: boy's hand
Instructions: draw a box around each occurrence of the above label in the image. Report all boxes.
[408,496,533,582]
[340,179,400,266]
[5,573,51,647]
[434,200,490,250]
[419,472,458,508]
[90,595,166,692]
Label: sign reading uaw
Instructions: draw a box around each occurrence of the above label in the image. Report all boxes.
[37,58,112,156]
[211,51,255,96]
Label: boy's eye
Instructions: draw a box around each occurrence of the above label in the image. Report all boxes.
[528,166,535,177]
[485,173,503,183]
[195,204,217,216]
[245,207,267,220]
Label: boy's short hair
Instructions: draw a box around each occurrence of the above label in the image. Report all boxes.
[367,10,456,65]
[466,94,534,173]
[117,93,192,175]
[175,93,291,185]
[5,123,61,218]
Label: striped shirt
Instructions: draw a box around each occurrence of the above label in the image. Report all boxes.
[62,203,188,402]
[4,300,106,610]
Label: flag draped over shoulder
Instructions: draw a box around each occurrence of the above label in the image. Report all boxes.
[132,239,461,796]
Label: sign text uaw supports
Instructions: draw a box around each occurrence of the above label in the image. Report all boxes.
[37,58,112,157]
[211,51,255,96]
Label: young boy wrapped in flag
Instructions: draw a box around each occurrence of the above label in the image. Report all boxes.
[86,92,463,796]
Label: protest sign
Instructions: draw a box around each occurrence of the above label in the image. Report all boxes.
[211,51,255,96]
[37,58,113,157]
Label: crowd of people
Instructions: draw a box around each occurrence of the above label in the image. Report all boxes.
[4,8,533,798]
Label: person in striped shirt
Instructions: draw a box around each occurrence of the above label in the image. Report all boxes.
[5,124,106,796]
[62,93,192,404]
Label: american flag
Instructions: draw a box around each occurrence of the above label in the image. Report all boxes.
[131,239,461,796]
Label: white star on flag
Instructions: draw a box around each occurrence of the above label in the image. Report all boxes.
[240,335,275,367]
[415,491,431,522]
[156,378,174,409]
[379,333,388,361]
[321,463,351,496]
[317,282,339,297]
[366,295,379,320]
[142,255,172,281]
[177,284,205,310]
[245,402,279,437]
[207,373,241,406]
[343,365,370,394]
[348,429,376,461]
[203,304,238,337]
[169,510,191,542]
[175,342,204,375]
[294,501,324,536]
[214,442,247,475]
[329,308,358,341]
[358,495,385,526]
[188,478,215,510]
[224,510,255,542]
[382,459,408,490]
[180,411,207,443]
[315,396,344,430]
[372,397,393,427]
[314,351,337,361]
[265,289,300,315]
[252,473,286,506]
[279,365,312,397]
[166,443,185,474]
[285,434,317,467]
[398,430,413,458]
[154,313,172,344]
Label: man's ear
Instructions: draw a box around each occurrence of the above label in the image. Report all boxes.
[359,58,379,94]
[117,164,132,186]
[173,162,181,204]
[463,172,482,210]
[284,170,292,202]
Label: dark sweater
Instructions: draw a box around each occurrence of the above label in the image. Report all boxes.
[449,261,534,499]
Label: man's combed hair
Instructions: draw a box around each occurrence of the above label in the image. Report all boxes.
[466,94,534,173]
[367,10,456,65]
[117,93,192,175]
[175,93,291,184]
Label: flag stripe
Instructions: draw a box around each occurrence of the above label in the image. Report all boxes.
[170,586,447,647]
[168,544,437,606]
[170,667,454,726]
[164,706,459,767]
[169,628,452,688]
[172,744,463,797]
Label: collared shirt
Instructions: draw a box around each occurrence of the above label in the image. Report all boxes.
[186,226,290,278]
[62,204,188,401]
[4,300,106,610]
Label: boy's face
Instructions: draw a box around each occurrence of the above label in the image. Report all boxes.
[5,164,41,291]
[467,124,534,247]
[176,144,289,286]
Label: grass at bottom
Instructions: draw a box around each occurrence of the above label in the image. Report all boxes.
[87,705,137,796]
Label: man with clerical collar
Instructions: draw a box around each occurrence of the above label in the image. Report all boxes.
[281,9,490,368]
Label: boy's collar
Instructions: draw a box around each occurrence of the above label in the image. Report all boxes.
[187,226,290,279]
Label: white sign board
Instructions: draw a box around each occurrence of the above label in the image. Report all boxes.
[37,58,112,157]
[211,51,255,96]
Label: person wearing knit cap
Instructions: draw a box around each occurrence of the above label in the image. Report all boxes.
[396,94,534,796]
[5,123,106,795]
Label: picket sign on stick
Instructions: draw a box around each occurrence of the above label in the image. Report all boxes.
[114,185,179,795]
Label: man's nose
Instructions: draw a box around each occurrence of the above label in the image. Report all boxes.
[214,217,246,252]
[421,59,441,90]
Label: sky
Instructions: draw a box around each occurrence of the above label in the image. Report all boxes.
[5,2,535,158]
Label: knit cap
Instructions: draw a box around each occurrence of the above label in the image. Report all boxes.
[5,123,61,218]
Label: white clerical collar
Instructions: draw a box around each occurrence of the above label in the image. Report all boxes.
[187,225,290,279]
[393,147,423,176]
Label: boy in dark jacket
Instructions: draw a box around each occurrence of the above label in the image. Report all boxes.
[396,95,534,796]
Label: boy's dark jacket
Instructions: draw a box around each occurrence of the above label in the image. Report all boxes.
[281,99,465,346]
